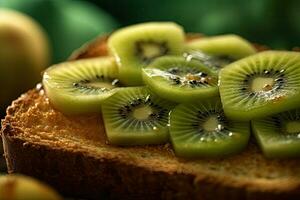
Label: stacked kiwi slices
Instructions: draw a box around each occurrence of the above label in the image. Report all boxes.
[43,22,300,158]
[184,34,256,71]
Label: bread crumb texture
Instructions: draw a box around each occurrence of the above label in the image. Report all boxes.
[2,89,300,193]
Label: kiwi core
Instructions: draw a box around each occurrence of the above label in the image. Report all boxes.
[74,78,120,92]
[136,41,168,63]
[285,121,300,134]
[203,116,220,132]
[85,81,116,89]
[133,106,153,120]
[141,43,162,58]
[251,77,274,92]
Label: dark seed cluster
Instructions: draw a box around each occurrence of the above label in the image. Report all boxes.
[190,110,230,135]
[167,67,203,75]
[271,112,300,138]
[240,69,286,98]
[118,96,168,121]
[72,74,120,93]
[168,69,211,88]
[271,116,282,129]
[136,40,169,64]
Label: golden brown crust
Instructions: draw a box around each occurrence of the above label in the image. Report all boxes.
[68,35,109,60]
[2,89,300,199]
[1,34,300,199]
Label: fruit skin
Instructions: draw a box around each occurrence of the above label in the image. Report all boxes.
[0,174,62,200]
[219,50,300,121]
[108,22,185,86]
[0,8,50,115]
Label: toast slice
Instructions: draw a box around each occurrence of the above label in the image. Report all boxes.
[1,35,300,200]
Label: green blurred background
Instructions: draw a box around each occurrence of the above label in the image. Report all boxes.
[1,0,300,64]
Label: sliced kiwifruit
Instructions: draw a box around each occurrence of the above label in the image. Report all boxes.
[252,109,300,158]
[108,22,185,86]
[43,57,122,114]
[170,99,250,158]
[185,34,256,70]
[102,87,175,145]
[219,51,300,121]
[142,56,218,103]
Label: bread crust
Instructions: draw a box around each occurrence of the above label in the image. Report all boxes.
[2,91,300,200]
[1,35,300,200]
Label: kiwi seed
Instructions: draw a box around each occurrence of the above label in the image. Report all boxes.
[169,99,250,158]
[102,87,175,146]
[252,108,300,158]
[43,57,121,114]
[142,56,218,103]
[219,51,300,121]
[108,22,185,86]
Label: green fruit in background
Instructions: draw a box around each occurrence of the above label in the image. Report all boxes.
[0,9,50,114]
[0,174,62,200]
[1,0,119,63]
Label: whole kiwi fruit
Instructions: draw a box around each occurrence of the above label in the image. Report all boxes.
[0,9,50,116]
[0,174,62,200]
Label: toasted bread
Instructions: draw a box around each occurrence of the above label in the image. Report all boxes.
[1,35,300,200]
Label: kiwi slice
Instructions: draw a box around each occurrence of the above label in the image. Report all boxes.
[108,22,185,86]
[252,109,300,158]
[43,57,121,114]
[142,56,218,103]
[219,51,300,121]
[170,99,250,158]
[185,34,256,70]
[102,87,175,145]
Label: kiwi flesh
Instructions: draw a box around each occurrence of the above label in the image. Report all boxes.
[108,22,185,86]
[142,56,219,103]
[252,109,300,158]
[43,57,121,115]
[169,99,250,158]
[102,87,175,145]
[185,34,256,70]
[219,51,300,121]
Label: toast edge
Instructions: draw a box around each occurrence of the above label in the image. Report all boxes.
[1,91,300,200]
